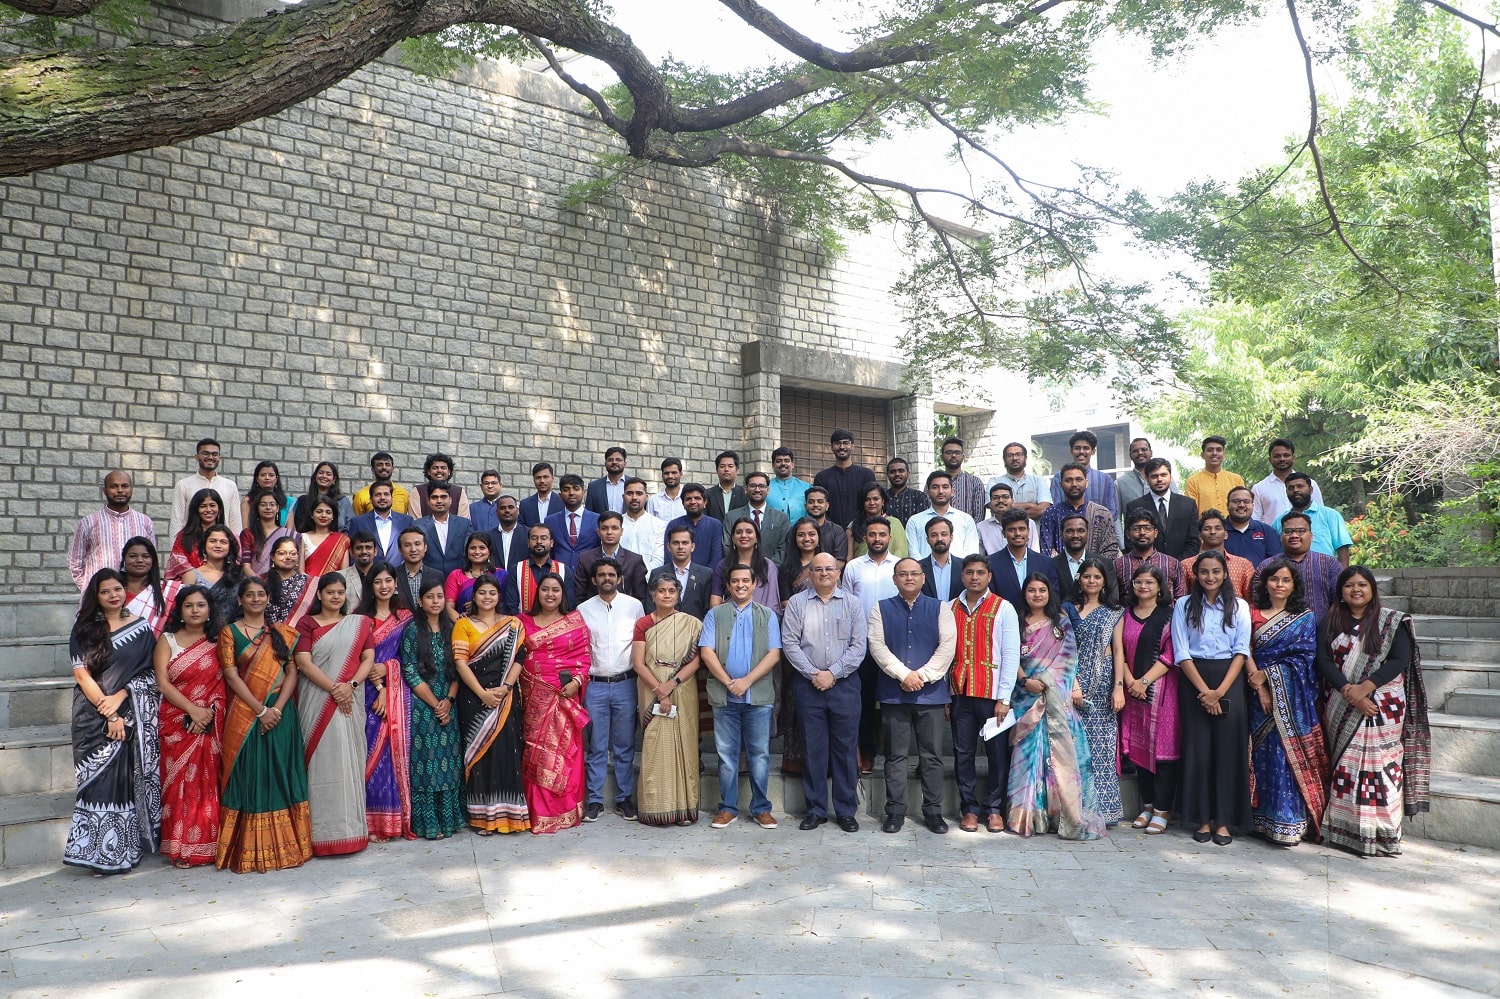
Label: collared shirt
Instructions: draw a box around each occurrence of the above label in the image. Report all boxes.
[373,511,395,555]
[620,511,667,571]
[647,489,685,522]
[906,507,980,559]
[927,555,956,602]
[1062,551,1086,582]
[604,477,625,515]
[840,553,898,621]
[404,567,426,609]
[1115,550,1186,599]
[976,517,1006,557]
[490,524,522,565]
[578,592,645,677]
[1050,467,1117,521]
[767,476,810,525]
[1038,500,1120,561]
[1170,593,1251,661]
[990,472,1049,549]
[68,506,157,589]
[1251,472,1324,524]
[1181,550,1255,600]
[867,598,958,683]
[952,590,1021,700]
[1224,519,1281,566]
[171,472,243,541]
[1114,468,1152,512]
[885,486,930,526]
[949,470,988,524]
[1184,469,1246,520]
[699,601,781,703]
[1006,549,1029,591]
[1273,505,1353,558]
[353,482,411,515]
[533,493,556,523]
[432,516,450,551]
[469,496,501,533]
[781,588,867,681]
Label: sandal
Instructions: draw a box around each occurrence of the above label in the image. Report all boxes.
[1145,810,1170,835]
[1131,807,1154,829]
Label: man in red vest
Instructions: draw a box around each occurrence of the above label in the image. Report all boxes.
[949,553,1020,833]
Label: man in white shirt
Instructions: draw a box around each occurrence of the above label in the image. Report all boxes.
[1251,437,1324,524]
[170,436,242,540]
[646,457,687,522]
[840,518,899,776]
[949,554,1020,833]
[619,477,666,571]
[577,557,646,823]
[907,470,980,559]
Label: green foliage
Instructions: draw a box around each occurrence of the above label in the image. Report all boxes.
[1348,492,1496,568]
[397,25,536,79]
[0,0,150,50]
[1146,3,1497,510]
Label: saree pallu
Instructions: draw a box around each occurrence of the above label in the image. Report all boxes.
[267,573,316,629]
[165,533,205,582]
[216,624,312,872]
[365,611,415,840]
[127,580,182,639]
[304,533,351,577]
[297,614,373,855]
[64,619,162,874]
[1007,620,1105,841]
[1066,604,1124,824]
[159,636,226,866]
[520,612,591,834]
[240,526,300,577]
[1119,610,1179,772]
[1249,610,1329,845]
[1324,610,1431,856]
[636,613,703,827]
[454,617,530,834]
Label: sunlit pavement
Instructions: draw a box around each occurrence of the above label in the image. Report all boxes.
[1,818,1496,998]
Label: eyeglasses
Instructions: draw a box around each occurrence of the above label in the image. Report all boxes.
[810,567,839,573]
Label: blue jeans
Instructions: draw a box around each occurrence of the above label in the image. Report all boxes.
[713,701,773,816]
[584,677,638,805]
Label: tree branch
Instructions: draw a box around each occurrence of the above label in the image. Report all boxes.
[0,0,108,16]
[1417,0,1500,36]
[523,32,627,135]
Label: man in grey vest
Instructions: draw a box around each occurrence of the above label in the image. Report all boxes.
[868,557,957,834]
[699,564,783,830]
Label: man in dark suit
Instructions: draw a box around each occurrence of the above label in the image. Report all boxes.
[1050,512,1091,589]
[519,462,559,529]
[585,446,629,516]
[650,525,714,619]
[705,450,748,524]
[502,524,572,614]
[987,508,1059,606]
[724,471,791,564]
[917,516,960,602]
[575,512,649,604]
[486,494,527,569]
[349,481,414,564]
[544,474,599,577]
[663,484,724,572]
[415,482,474,578]
[1125,458,1200,561]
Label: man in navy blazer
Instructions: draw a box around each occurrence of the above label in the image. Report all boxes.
[916,516,962,602]
[348,481,415,565]
[415,483,474,578]
[987,508,1059,606]
[584,446,629,515]
[519,462,561,529]
[545,474,600,576]
[486,495,527,569]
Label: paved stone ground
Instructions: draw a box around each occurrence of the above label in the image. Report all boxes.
[0,818,1495,999]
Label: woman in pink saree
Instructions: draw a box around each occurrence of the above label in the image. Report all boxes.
[518,573,590,834]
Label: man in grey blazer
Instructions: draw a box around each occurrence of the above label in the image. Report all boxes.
[415,482,475,578]
[650,525,714,620]
[724,471,791,564]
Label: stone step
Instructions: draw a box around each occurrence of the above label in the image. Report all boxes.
[0,636,71,682]
[1421,659,1500,705]
[1408,771,1500,852]
[0,724,74,795]
[1445,686,1500,719]
[0,790,71,869]
[0,676,74,728]
[0,598,77,642]
[1425,635,1500,664]
[1382,595,1410,613]
[1412,615,1500,640]
[1428,713,1500,777]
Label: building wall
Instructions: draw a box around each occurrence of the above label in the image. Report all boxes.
[0,0,1015,594]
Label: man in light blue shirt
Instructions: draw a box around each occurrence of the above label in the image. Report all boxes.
[767,447,810,525]
[1272,472,1352,566]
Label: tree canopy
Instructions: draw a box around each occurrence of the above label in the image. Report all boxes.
[2,0,1498,391]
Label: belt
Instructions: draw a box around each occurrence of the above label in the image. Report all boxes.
[590,672,635,683]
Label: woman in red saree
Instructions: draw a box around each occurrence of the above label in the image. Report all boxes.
[166,488,225,582]
[216,576,313,873]
[301,496,350,576]
[519,573,590,834]
[294,572,375,856]
[154,584,226,867]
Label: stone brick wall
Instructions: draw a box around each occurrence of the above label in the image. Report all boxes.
[0,0,939,595]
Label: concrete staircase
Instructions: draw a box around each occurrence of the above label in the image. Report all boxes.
[1379,569,1500,851]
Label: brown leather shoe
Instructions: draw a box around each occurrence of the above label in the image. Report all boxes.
[752,812,778,829]
[987,814,1006,834]
[959,813,979,833]
[780,760,803,776]
[857,751,874,776]
[710,810,736,829]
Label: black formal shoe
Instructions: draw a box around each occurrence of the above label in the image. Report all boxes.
[881,815,904,834]
[837,815,859,833]
[799,814,827,831]
[924,814,949,835]
[1192,829,1212,843]
[1213,832,1233,846]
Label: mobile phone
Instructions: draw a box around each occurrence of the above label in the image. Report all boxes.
[558,670,574,689]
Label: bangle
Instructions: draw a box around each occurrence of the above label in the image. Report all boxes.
[255,706,267,719]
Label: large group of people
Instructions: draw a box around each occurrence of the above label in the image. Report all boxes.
[60,429,1430,876]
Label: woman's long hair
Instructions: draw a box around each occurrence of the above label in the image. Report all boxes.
[248,461,288,527]
[236,576,291,661]
[848,482,890,541]
[412,574,452,683]
[1326,565,1384,656]
[179,487,225,553]
[164,583,222,639]
[120,536,165,619]
[779,517,824,602]
[307,461,345,500]
[462,532,494,574]
[355,560,411,617]
[1252,556,1308,616]
[198,526,244,591]
[73,568,127,678]
[720,517,769,589]
[1021,571,1063,630]
[1069,556,1120,609]
[1185,549,1238,632]
[527,571,572,615]
[1124,563,1172,612]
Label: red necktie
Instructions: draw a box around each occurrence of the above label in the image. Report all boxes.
[569,513,579,545]
[753,509,762,529]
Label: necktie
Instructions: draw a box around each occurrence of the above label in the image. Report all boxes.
[569,513,579,545]
[1158,497,1167,522]
[753,509,762,529]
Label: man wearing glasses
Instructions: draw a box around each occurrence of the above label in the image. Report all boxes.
[938,436,988,524]
[169,437,242,539]
[1253,511,1342,620]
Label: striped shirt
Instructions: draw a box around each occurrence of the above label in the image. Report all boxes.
[68,507,157,589]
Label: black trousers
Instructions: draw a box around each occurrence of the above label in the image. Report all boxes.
[950,694,1010,818]
[882,703,945,818]
[857,654,881,756]
[1178,657,1251,828]
[794,672,861,819]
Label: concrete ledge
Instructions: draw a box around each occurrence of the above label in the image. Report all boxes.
[742,339,911,398]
